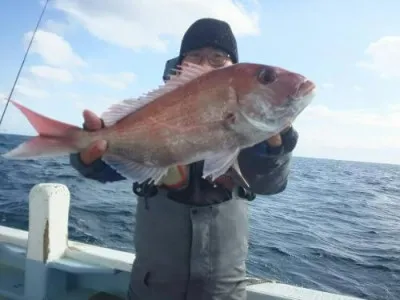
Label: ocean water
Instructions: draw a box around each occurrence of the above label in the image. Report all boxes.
[0,133,399,300]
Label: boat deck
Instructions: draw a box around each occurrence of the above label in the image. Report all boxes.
[0,183,365,300]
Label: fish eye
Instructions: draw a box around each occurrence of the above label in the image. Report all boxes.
[258,67,277,84]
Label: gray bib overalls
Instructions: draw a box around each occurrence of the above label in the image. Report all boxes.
[127,162,253,300]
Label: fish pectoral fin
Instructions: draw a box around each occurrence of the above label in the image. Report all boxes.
[202,148,240,181]
[102,154,169,185]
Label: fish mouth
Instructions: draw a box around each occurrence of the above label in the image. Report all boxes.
[281,79,316,109]
[296,80,316,98]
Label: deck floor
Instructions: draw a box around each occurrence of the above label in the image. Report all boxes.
[0,263,24,299]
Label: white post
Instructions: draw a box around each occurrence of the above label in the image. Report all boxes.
[23,183,71,300]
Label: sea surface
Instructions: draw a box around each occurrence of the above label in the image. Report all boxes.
[0,133,399,300]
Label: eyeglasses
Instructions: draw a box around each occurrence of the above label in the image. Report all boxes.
[182,50,231,67]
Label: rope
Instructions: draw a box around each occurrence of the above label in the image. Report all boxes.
[0,0,50,128]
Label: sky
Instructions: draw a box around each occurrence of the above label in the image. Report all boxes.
[0,0,399,165]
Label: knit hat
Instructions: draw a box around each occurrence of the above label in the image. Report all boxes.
[179,18,238,64]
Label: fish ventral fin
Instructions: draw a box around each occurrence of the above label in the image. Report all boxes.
[203,148,241,181]
[101,62,214,127]
[102,153,169,184]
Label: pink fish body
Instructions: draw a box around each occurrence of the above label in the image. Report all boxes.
[2,62,316,184]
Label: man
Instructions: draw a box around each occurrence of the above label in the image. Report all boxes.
[71,18,299,300]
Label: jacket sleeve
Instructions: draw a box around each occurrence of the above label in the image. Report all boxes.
[237,126,298,195]
[69,153,126,183]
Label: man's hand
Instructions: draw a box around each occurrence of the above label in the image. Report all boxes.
[79,110,107,165]
[266,124,291,147]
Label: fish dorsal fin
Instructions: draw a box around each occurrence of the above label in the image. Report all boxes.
[101,62,213,127]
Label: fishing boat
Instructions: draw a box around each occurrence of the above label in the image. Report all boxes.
[0,183,365,300]
[0,2,366,300]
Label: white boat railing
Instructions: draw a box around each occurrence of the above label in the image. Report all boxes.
[0,183,365,300]
[0,183,135,299]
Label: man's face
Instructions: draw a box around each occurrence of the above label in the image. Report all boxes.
[181,47,233,69]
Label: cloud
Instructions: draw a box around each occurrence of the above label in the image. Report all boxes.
[43,19,70,36]
[22,28,136,90]
[305,104,400,129]
[25,30,86,68]
[74,95,120,116]
[357,36,400,78]
[389,104,400,111]
[52,0,260,51]
[294,104,400,157]
[321,83,334,89]
[29,65,74,83]
[26,66,136,89]
[88,72,136,89]
[14,78,49,99]
[0,93,6,105]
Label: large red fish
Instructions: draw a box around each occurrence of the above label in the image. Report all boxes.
[2,62,316,184]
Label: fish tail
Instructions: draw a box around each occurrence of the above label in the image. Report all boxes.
[2,100,83,160]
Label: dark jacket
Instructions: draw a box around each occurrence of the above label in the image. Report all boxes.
[69,127,298,196]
